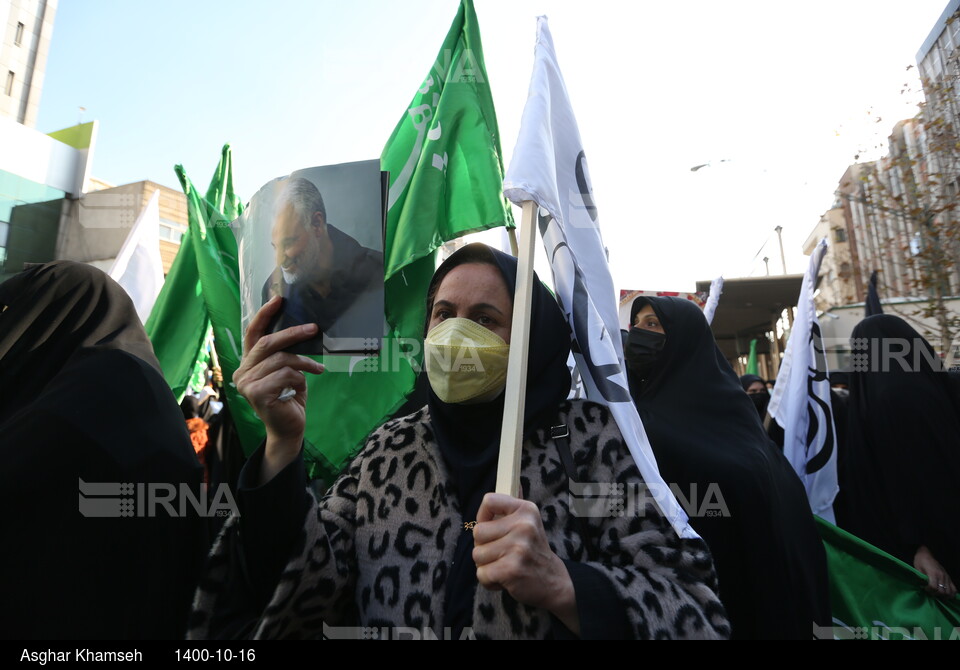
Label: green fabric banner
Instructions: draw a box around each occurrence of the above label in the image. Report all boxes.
[145,216,209,403]
[746,338,758,375]
[381,0,514,342]
[294,0,513,482]
[174,148,264,454]
[816,517,960,639]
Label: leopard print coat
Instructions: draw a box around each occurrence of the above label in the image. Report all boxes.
[189,400,730,639]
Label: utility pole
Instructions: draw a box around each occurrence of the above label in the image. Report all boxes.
[774,225,787,274]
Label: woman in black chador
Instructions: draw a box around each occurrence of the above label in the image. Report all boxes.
[624,295,832,639]
[841,315,960,598]
[0,261,207,639]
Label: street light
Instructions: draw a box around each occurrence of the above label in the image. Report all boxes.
[774,225,787,275]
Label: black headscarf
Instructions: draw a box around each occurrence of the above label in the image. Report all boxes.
[738,374,774,423]
[423,243,571,636]
[625,296,831,639]
[181,395,202,420]
[842,315,960,579]
[738,374,765,392]
[0,261,207,639]
[0,261,160,422]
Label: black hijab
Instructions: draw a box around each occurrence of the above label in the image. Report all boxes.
[739,374,765,392]
[625,296,831,640]
[423,243,571,636]
[0,261,207,639]
[842,315,960,579]
[0,261,160,422]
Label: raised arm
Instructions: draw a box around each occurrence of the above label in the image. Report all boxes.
[232,295,325,483]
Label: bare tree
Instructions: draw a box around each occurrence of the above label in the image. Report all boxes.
[838,49,960,364]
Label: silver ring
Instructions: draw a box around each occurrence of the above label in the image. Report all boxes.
[938,583,946,590]
[277,386,297,401]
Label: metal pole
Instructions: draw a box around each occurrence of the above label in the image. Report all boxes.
[763,256,770,276]
[775,225,787,274]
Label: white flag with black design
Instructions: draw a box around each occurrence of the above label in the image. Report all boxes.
[767,238,839,522]
[502,16,696,540]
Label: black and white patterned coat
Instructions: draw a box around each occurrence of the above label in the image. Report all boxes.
[189,400,730,640]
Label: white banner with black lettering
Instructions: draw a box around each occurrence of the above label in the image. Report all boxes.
[502,16,696,539]
[768,238,839,521]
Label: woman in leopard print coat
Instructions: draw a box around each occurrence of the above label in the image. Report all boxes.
[189,244,730,640]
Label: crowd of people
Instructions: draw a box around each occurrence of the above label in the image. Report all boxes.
[1,248,958,640]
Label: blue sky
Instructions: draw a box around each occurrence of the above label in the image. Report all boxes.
[37,0,951,290]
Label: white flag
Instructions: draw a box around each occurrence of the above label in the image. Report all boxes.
[109,189,163,323]
[767,238,839,521]
[702,276,724,325]
[503,16,696,540]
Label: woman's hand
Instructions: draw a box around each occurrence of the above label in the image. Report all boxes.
[233,296,325,483]
[472,493,579,635]
[913,545,957,598]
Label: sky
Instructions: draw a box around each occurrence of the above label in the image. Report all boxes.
[36,0,953,292]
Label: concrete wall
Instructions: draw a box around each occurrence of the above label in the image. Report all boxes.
[57,181,147,264]
[55,180,187,274]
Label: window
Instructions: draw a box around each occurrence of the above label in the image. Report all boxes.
[833,227,846,243]
[4,71,13,97]
[910,232,922,256]
[159,219,187,243]
[14,22,24,47]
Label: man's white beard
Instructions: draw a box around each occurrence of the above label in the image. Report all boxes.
[281,232,322,285]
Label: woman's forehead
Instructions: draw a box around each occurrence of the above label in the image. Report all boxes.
[436,263,510,302]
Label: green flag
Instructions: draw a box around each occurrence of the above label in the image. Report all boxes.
[174,146,265,454]
[381,0,513,341]
[746,338,758,375]
[816,517,960,639]
[294,0,513,482]
[145,212,209,402]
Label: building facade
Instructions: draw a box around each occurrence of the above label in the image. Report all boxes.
[802,204,856,312]
[0,114,90,279]
[55,179,186,275]
[0,0,56,128]
[1,115,187,280]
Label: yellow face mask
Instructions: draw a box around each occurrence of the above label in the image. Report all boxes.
[424,317,510,404]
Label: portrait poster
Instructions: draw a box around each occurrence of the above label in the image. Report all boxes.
[237,160,386,355]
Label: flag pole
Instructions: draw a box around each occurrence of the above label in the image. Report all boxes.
[496,200,537,496]
[208,332,223,387]
[507,227,519,256]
